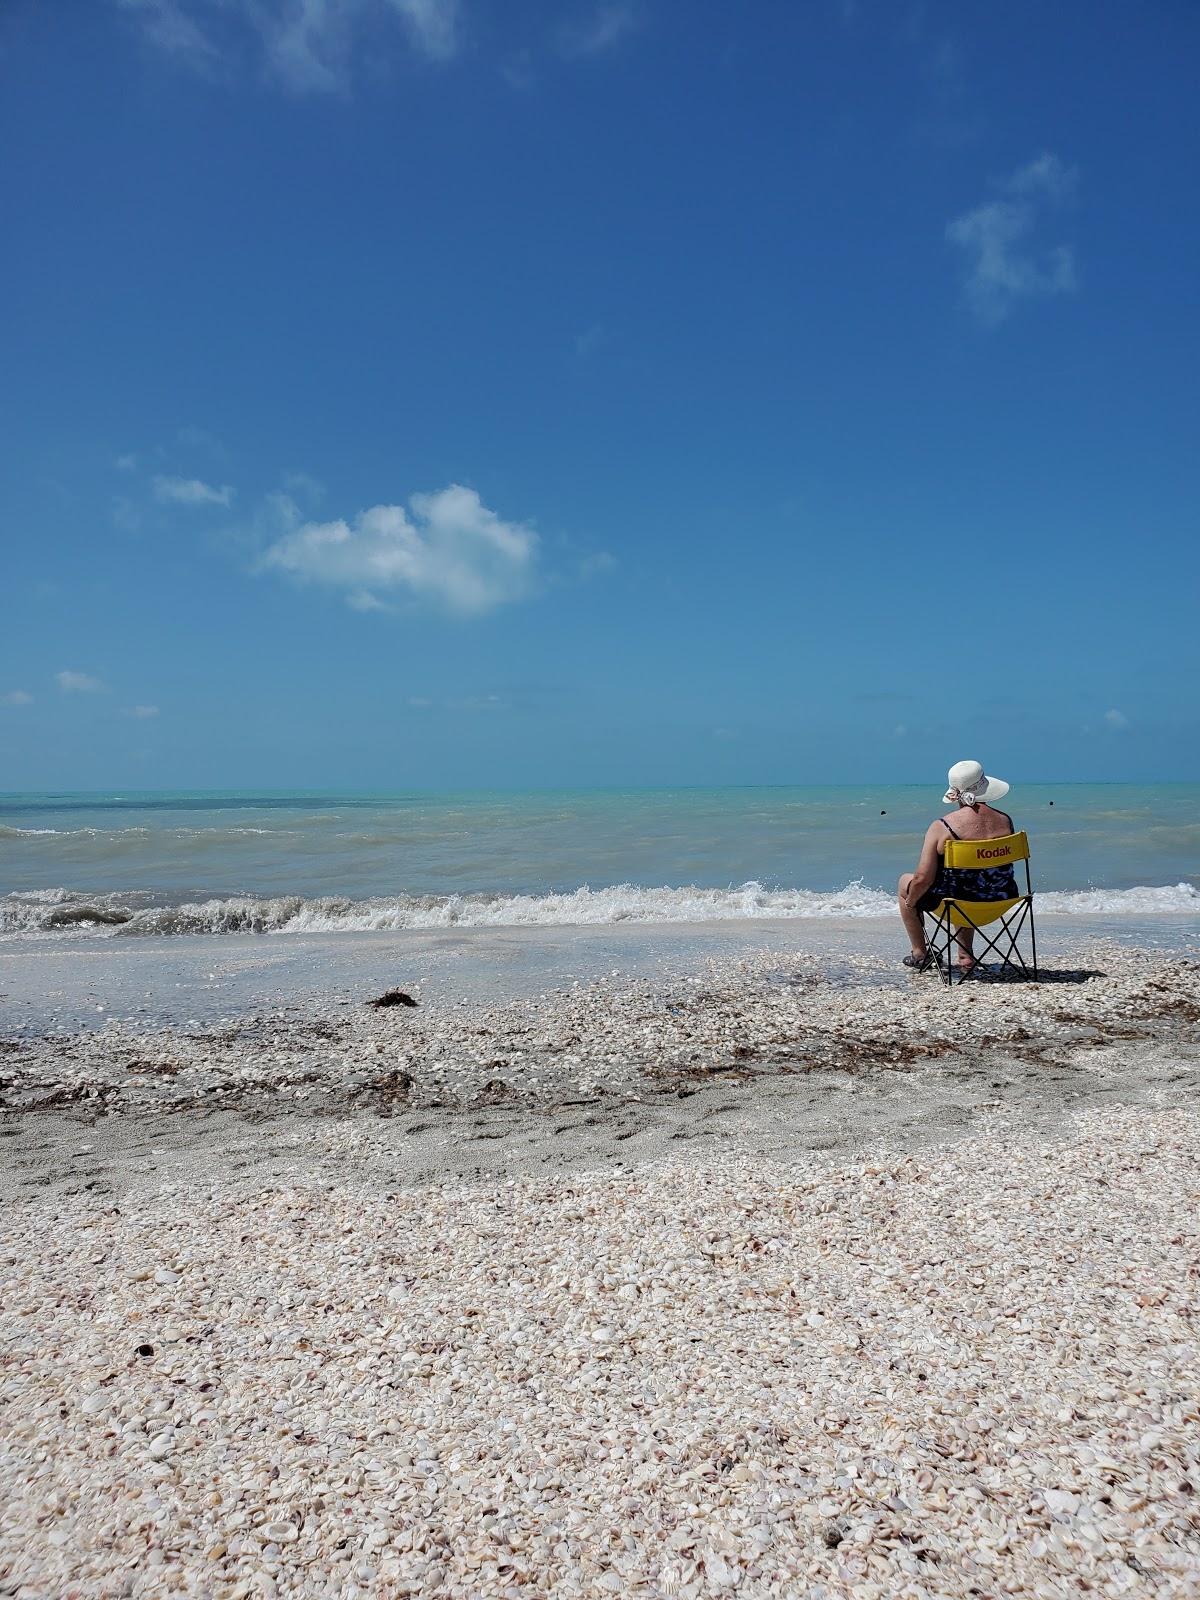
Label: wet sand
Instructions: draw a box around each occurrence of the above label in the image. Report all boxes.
[2,923,1197,1201]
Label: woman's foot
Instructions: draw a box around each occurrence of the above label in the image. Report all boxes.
[903,951,932,970]
[957,956,978,975]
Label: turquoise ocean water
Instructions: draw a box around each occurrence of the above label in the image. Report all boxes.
[1,786,1197,936]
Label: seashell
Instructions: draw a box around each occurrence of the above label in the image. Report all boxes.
[1040,1489,1080,1517]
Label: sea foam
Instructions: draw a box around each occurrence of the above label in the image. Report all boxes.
[1,880,1197,937]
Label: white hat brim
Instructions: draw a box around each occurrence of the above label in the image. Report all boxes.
[943,775,1010,804]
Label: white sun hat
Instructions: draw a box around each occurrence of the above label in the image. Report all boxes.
[942,759,1010,806]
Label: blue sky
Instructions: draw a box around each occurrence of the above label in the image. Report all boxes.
[2,0,1197,789]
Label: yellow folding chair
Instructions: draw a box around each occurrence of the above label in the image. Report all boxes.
[922,831,1037,986]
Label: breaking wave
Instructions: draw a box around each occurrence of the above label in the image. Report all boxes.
[2,880,1198,938]
[0,825,282,839]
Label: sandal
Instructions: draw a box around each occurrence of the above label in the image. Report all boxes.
[903,953,932,970]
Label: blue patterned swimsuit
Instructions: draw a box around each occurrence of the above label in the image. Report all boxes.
[916,815,1019,913]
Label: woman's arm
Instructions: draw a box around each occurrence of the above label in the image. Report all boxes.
[903,822,944,906]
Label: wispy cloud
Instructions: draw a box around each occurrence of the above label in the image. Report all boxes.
[125,704,161,719]
[280,470,325,506]
[153,474,236,507]
[576,550,616,580]
[449,692,507,712]
[253,0,364,93]
[574,323,609,358]
[116,0,460,93]
[176,423,228,456]
[346,589,391,613]
[1006,152,1076,202]
[558,2,639,58]
[500,48,535,90]
[117,0,218,66]
[946,152,1078,324]
[57,670,107,694]
[115,453,138,472]
[112,495,143,533]
[388,0,458,60]
[1104,707,1130,731]
[401,691,506,712]
[2,689,33,707]
[259,484,539,615]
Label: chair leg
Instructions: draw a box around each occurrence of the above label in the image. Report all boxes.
[961,900,1036,982]
[923,910,952,983]
[928,899,1037,987]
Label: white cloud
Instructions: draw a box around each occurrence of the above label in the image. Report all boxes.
[559,2,638,57]
[260,484,539,615]
[115,453,138,471]
[125,704,161,719]
[57,670,107,694]
[117,0,459,92]
[153,474,235,507]
[2,689,33,706]
[1104,708,1130,731]
[947,152,1077,325]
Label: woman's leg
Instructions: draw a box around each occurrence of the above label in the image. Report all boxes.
[897,874,928,960]
[954,925,977,971]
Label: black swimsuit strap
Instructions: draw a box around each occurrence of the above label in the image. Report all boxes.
[938,819,960,839]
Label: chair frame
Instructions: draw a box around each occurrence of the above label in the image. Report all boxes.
[922,841,1038,986]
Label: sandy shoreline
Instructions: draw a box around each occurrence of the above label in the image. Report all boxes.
[2,936,1198,1192]
[2,935,1198,1596]
[3,912,1197,1036]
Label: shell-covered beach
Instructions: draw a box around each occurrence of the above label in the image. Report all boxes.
[4,1107,1199,1600]
[2,929,1199,1597]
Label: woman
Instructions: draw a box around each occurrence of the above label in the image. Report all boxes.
[898,760,1018,974]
